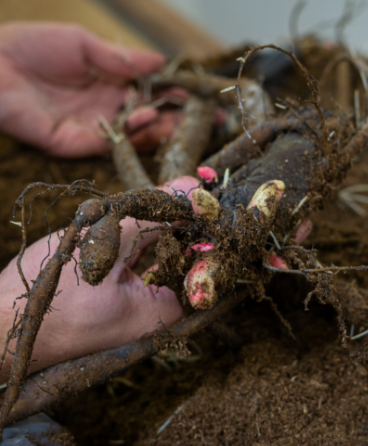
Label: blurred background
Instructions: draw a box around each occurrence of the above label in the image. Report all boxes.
[2,0,368,57]
[159,0,368,51]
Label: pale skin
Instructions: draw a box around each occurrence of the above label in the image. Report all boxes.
[0,22,199,384]
[0,176,199,384]
[0,21,181,157]
[0,22,311,385]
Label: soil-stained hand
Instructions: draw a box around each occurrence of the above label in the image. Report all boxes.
[0,176,199,383]
[0,22,174,157]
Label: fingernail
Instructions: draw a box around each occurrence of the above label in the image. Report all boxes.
[191,242,214,252]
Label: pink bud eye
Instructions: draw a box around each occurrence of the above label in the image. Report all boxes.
[184,260,218,309]
[269,255,288,269]
[197,166,218,182]
[191,243,214,252]
[189,283,208,309]
[295,219,313,245]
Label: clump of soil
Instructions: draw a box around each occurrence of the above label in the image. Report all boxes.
[2,133,368,445]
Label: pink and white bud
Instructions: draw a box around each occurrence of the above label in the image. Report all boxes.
[184,259,219,309]
[197,166,218,182]
[192,189,220,220]
[191,242,214,253]
[269,255,288,269]
[247,180,285,222]
[295,219,313,245]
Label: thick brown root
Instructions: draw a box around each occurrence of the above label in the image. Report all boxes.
[0,199,106,439]
[2,290,248,425]
[112,136,154,190]
[80,205,121,286]
[203,118,306,177]
[158,95,216,183]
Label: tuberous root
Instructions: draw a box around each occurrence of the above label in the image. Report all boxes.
[79,208,121,286]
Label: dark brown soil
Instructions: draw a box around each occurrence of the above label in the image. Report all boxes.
[2,134,368,445]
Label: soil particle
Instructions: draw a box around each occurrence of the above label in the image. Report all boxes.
[141,341,368,446]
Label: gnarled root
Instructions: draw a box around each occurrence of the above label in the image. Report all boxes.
[3,290,248,425]
[0,187,196,436]
[0,199,106,439]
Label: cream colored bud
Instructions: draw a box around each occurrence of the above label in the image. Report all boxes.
[192,189,220,220]
[247,180,285,220]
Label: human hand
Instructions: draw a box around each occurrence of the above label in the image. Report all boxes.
[0,176,199,383]
[0,22,171,157]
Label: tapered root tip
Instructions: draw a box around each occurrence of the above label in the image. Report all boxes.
[79,211,121,286]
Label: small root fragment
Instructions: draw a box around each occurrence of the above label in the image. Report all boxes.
[79,205,121,286]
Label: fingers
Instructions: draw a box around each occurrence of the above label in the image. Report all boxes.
[116,268,185,340]
[125,107,159,133]
[129,108,225,155]
[109,176,199,277]
[48,119,109,158]
[129,110,183,154]
[48,108,163,158]
[81,30,165,80]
